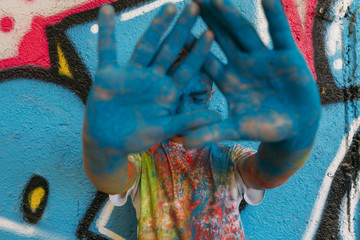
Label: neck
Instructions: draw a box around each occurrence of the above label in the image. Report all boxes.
[170,135,184,144]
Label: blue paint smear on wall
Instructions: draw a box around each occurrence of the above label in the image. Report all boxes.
[0,0,354,238]
[0,79,92,238]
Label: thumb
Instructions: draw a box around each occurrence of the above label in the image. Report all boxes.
[183,119,240,149]
[166,109,222,138]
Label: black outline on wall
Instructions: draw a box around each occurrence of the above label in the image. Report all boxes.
[76,191,109,240]
[313,1,360,238]
[314,128,360,239]
[0,0,150,104]
[314,0,360,105]
[0,0,150,239]
[22,175,49,224]
[2,0,360,238]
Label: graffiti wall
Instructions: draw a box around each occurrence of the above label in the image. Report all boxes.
[0,0,359,239]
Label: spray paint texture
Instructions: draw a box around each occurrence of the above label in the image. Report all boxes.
[84,0,319,238]
[0,0,359,239]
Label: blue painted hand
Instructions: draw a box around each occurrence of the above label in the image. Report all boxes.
[184,0,321,150]
[84,3,221,154]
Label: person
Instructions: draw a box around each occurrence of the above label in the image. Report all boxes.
[82,0,321,239]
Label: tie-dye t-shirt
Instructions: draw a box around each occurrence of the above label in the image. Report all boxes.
[110,141,264,239]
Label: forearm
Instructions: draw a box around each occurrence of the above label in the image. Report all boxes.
[239,75,321,189]
[239,136,314,189]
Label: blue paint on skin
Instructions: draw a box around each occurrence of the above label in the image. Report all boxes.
[83,2,221,194]
[83,0,320,215]
[82,0,321,237]
[176,73,214,136]
[181,0,321,188]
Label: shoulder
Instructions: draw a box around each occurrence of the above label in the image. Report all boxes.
[228,144,255,164]
[128,151,154,170]
[209,143,255,162]
[226,145,264,205]
[209,143,264,205]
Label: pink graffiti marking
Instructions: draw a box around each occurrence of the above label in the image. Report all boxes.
[0,17,15,33]
[281,0,317,79]
[0,0,118,69]
[1,0,319,77]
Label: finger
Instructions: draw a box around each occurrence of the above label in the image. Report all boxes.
[209,0,266,52]
[182,32,227,89]
[166,109,222,138]
[202,53,226,83]
[130,4,177,66]
[184,112,293,149]
[98,4,118,69]
[197,1,241,57]
[152,2,200,73]
[182,32,227,85]
[171,30,214,87]
[181,31,227,84]
[183,119,241,149]
[184,32,197,51]
[262,0,296,49]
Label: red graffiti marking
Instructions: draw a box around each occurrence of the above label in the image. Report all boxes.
[0,17,15,33]
[0,0,319,77]
[281,0,317,79]
[0,0,118,69]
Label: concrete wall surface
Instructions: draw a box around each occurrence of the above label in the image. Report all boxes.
[0,0,359,239]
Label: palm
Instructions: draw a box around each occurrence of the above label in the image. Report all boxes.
[88,67,181,152]
[229,50,315,140]
[85,3,219,153]
[184,0,320,147]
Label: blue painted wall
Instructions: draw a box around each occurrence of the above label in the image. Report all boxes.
[0,0,359,239]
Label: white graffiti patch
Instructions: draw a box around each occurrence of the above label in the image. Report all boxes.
[302,114,360,240]
[0,0,93,61]
[0,216,64,239]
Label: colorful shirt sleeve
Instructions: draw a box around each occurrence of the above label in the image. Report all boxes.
[109,153,143,207]
[229,145,265,205]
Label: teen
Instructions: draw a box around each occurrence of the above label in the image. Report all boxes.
[83,0,321,238]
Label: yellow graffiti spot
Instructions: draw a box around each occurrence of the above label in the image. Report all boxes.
[57,44,73,78]
[29,187,45,212]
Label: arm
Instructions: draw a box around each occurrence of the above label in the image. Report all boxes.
[237,0,321,189]
[185,0,321,189]
[83,3,220,194]
[239,138,315,189]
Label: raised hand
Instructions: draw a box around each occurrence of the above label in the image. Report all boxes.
[84,3,220,155]
[184,0,321,151]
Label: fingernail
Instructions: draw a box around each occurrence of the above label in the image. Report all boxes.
[101,4,115,15]
[187,2,200,16]
[165,3,177,14]
[205,30,214,39]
